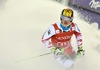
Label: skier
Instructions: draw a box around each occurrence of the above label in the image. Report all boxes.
[41,8,85,69]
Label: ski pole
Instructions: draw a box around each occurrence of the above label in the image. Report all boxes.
[15,52,52,63]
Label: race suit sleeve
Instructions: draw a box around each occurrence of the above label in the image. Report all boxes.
[42,25,55,48]
[74,24,83,47]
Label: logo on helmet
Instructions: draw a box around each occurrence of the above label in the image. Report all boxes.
[62,9,73,17]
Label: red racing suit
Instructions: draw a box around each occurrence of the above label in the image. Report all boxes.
[42,22,83,55]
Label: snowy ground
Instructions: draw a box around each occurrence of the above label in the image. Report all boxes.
[0,0,100,70]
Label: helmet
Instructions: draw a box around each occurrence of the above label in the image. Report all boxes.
[60,8,73,22]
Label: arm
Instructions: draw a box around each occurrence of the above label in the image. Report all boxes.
[74,24,85,56]
[74,24,82,47]
[42,25,55,48]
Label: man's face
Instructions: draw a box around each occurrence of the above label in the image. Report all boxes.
[61,20,71,27]
[61,15,72,27]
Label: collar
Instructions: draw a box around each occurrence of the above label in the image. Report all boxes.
[60,23,71,31]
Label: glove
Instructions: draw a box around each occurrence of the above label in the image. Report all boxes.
[77,46,85,57]
[50,46,64,55]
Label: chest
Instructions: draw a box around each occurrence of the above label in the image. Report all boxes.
[52,29,74,41]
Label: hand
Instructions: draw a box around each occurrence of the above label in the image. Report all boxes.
[50,46,64,55]
[77,46,85,57]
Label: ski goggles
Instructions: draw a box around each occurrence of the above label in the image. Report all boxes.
[61,15,73,22]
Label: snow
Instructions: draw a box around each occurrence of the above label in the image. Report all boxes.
[0,0,100,70]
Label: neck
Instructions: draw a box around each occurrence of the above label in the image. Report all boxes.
[60,23,71,31]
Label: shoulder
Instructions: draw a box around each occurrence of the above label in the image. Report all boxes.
[71,22,80,32]
[71,22,76,26]
[50,22,60,29]
[71,22,79,28]
[70,22,79,31]
[47,22,60,33]
[52,22,60,26]
[52,22,62,29]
